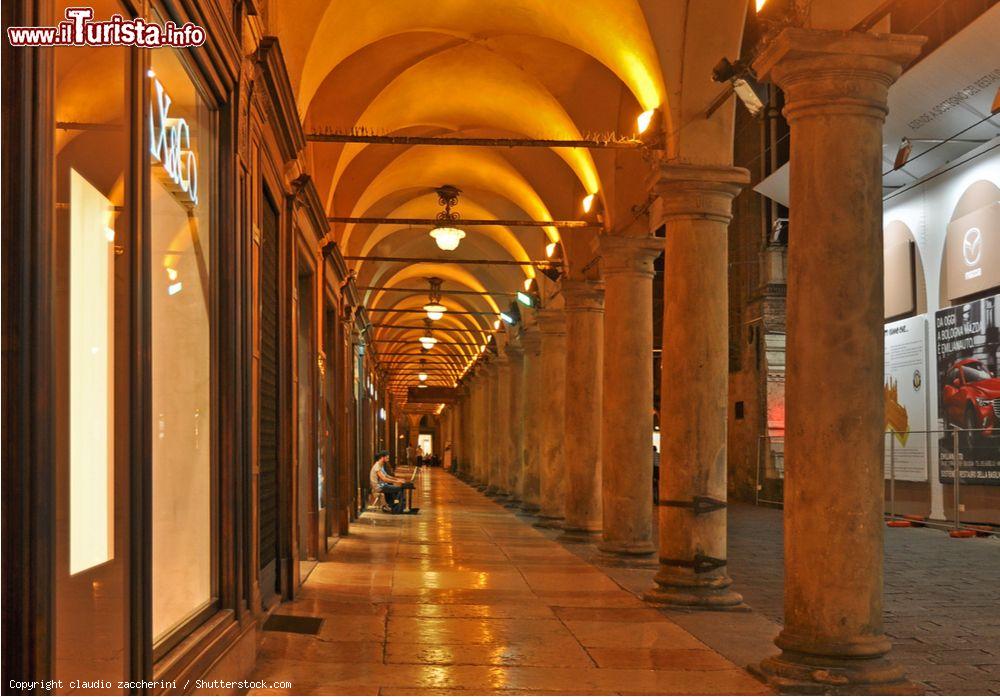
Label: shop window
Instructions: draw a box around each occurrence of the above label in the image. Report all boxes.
[53,0,130,684]
[149,43,217,645]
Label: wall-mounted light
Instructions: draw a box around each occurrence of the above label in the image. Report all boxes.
[500,312,514,325]
[523,277,534,291]
[582,193,596,214]
[545,242,558,258]
[493,319,501,330]
[637,109,657,135]
[379,407,386,420]
[516,291,533,307]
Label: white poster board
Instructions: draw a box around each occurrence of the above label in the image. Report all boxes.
[884,315,929,481]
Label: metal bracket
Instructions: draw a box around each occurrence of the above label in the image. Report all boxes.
[658,495,727,515]
[659,554,728,574]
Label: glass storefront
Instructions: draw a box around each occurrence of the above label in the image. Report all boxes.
[148,43,217,645]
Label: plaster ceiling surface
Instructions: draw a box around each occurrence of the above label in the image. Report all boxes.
[270,0,678,402]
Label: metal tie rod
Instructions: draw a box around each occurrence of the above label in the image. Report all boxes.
[306,132,643,150]
[358,286,518,297]
[345,255,556,266]
[329,216,593,229]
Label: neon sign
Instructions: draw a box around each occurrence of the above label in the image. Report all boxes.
[149,75,198,206]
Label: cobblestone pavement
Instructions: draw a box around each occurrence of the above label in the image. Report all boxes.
[726,503,1000,695]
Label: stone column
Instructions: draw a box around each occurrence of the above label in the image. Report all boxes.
[491,355,512,497]
[752,28,923,693]
[483,361,501,494]
[471,370,487,487]
[644,163,748,609]
[598,235,662,556]
[519,327,543,513]
[407,413,421,461]
[506,342,526,506]
[559,280,605,539]
[534,309,567,527]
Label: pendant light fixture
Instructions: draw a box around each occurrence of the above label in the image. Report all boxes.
[418,317,437,350]
[429,185,465,251]
[423,276,447,320]
[418,358,428,382]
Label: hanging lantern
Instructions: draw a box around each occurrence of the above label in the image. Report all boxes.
[423,276,447,320]
[429,185,465,251]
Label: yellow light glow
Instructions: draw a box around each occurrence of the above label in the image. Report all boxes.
[582,193,596,213]
[545,242,557,258]
[419,372,428,381]
[493,319,501,330]
[165,267,178,281]
[755,0,767,10]
[637,109,656,134]
[146,69,156,78]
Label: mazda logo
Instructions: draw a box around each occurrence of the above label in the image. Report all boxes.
[963,227,982,267]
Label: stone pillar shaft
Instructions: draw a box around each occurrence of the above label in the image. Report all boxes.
[507,345,526,502]
[535,310,567,525]
[561,280,605,537]
[483,363,501,493]
[599,236,662,555]
[493,357,512,495]
[646,163,748,609]
[473,372,488,486]
[752,28,924,692]
[520,328,543,512]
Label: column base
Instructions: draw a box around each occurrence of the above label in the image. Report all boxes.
[597,539,657,556]
[557,527,601,543]
[532,515,564,529]
[643,571,748,611]
[503,500,521,509]
[484,486,501,496]
[519,502,541,513]
[754,650,917,695]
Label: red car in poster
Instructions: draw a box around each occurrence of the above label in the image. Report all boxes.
[942,358,1000,447]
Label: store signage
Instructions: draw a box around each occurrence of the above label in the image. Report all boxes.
[149,77,198,206]
[945,201,999,300]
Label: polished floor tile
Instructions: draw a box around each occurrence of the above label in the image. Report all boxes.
[250,469,769,695]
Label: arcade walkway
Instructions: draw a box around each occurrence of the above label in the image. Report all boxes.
[250,469,769,695]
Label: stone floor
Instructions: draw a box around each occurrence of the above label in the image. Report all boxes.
[588,503,1000,696]
[250,469,769,695]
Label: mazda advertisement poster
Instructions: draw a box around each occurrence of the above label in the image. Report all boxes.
[935,293,1000,484]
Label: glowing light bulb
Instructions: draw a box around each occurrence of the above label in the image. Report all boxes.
[423,302,447,321]
[166,267,178,281]
[637,109,656,134]
[429,226,465,251]
[523,278,533,291]
[146,69,156,78]
[545,242,557,258]
[755,0,767,10]
[582,193,596,213]
[419,373,428,382]
[493,319,501,330]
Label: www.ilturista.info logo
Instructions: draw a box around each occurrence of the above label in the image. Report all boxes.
[7,7,206,47]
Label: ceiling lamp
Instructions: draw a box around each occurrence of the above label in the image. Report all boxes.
[423,276,447,320]
[429,185,465,251]
[418,358,428,382]
[418,317,437,350]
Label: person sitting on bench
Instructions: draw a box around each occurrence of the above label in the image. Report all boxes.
[370,451,417,514]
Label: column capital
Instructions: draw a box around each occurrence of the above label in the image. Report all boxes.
[753,28,924,123]
[599,235,664,278]
[520,326,542,354]
[504,342,524,363]
[561,278,605,313]
[535,309,566,337]
[647,163,749,225]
